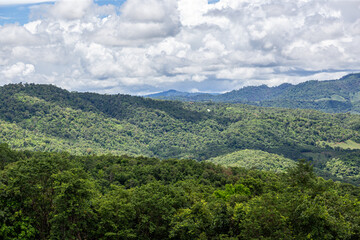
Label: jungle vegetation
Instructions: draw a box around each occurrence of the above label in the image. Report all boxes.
[1,144,360,239]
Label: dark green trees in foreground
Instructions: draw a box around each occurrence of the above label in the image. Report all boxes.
[1,144,360,239]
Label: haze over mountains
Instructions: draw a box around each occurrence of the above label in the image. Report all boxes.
[147,73,360,113]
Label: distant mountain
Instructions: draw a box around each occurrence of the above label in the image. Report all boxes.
[146,89,190,98]
[145,89,218,101]
[147,73,360,113]
[216,83,293,102]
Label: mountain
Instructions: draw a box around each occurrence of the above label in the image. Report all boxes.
[147,73,360,113]
[146,89,191,98]
[1,83,360,184]
[215,83,293,102]
[145,89,218,101]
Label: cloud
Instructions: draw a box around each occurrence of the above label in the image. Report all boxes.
[49,0,92,20]
[90,0,180,46]
[0,24,42,45]
[1,62,35,78]
[1,0,360,94]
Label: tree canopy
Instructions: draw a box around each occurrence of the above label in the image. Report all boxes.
[1,146,360,239]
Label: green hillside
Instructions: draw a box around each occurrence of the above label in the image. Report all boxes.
[1,83,360,184]
[207,149,296,173]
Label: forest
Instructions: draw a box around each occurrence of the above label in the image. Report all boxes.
[1,144,360,239]
[1,83,360,239]
[1,83,360,185]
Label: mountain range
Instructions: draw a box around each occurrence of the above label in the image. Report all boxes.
[146,73,360,113]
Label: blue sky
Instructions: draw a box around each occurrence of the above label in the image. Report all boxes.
[0,0,127,25]
[0,0,359,95]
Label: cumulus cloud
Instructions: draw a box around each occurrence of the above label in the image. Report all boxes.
[90,0,180,46]
[1,0,360,94]
[2,62,35,78]
[0,24,42,45]
[49,0,92,20]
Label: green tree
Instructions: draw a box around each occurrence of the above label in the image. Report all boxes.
[95,185,136,239]
[0,153,73,239]
[131,182,188,239]
[288,159,316,188]
[50,168,97,240]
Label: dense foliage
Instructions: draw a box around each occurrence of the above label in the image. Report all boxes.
[148,73,360,113]
[207,149,296,173]
[1,144,360,239]
[1,83,360,184]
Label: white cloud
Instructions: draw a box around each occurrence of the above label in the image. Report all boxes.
[2,62,35,78]
[121,0,174,23]
[1,0,360,94]
[178,0,208,27]
[49,0,92,20]
[90,0,180,46]
[0,24,42,45]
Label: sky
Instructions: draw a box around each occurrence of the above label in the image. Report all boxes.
[0,0,360,95]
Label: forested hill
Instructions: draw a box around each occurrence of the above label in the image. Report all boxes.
[1,83,360,184]
[147,73,360,113]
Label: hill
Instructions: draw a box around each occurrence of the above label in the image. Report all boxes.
[1,83,360,184]
[207,149,296,173]
[147,73,360,113]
